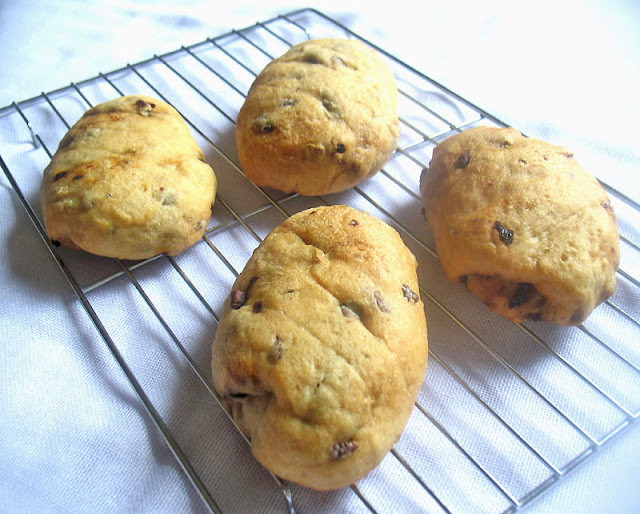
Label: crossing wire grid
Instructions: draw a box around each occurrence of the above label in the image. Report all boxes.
[1,8,639,514]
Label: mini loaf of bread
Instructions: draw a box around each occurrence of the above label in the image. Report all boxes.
[41,94,217,260]
[235,38,400,196]
[420,126,620,325]
[211,205,428,490]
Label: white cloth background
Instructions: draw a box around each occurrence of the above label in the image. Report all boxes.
[1,1,639,513]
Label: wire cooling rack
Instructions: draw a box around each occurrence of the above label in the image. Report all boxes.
[2,8,639,514]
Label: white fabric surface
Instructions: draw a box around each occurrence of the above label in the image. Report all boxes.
[1,1,639,513]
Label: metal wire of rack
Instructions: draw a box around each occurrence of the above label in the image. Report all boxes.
[1,8,639,514]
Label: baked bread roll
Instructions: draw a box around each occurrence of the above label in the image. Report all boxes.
[211,205,428,490]
[235,38,400,196]
[420,126,620,325]
[41,94,217,260]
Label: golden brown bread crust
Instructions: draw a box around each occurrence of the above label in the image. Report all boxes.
[420,126,620,325]
[40,95,217,260]
[211,205,428,490]
[235,38,400,196]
